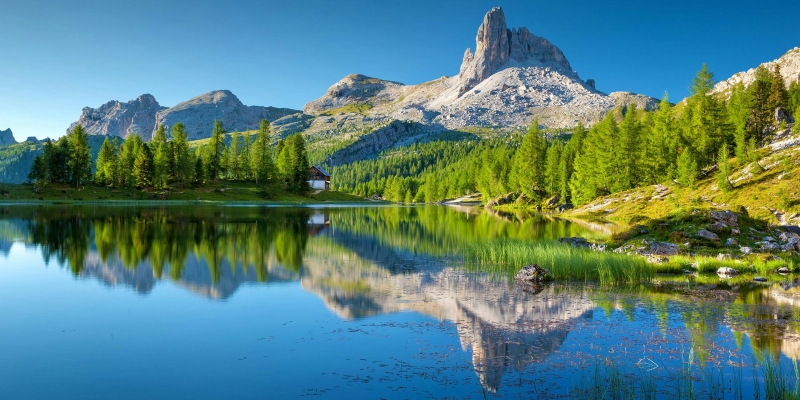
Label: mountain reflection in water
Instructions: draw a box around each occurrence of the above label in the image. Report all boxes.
[1,205,799,396]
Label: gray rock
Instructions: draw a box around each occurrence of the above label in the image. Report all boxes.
[731,228,741,236]
[696,229,720,242]
[647,255,669,264]
[154,90,298,141]
[725,238,738,246]
[557,237,591,248]
[779,232,800,244]
[740,246,753,254]
[586,79,596,89]
[759,242,778,251]
[68,94,166,140]
[717,267,739,276]
[753,276,768,283]
[707,222,728,233]
[646,241,680,256]
[514,264,553,283]
[710,211,738,227]
[557,203,574,212]
[716,253,734,261]
[778,267,790,274]
[764,236,776,242]
[0,128,16,146]
[775,107,794,125]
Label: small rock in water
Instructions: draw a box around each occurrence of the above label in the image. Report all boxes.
[753,276,768,282]
[647,255,669,264]
[778,267,790,274]
[717,267,739,276]
[514,264,553,283]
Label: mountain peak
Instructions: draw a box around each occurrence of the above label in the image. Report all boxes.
[456,7,572,96]
[0,128,15,146]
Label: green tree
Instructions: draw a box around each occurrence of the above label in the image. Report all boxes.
[118,134,143,187]
[134,143,155,189]
[67,125,92,187]
[559,123,586,202]
[170,123,192,186]
[208,120,225,181]
[251,120,276,186]
[153,143,170,189]
[747,65,773,144]
[28,154,47,186]
[544,140,563,196]
[685,64,727,167]
[727,83,751,162]
[767,63,789,113]
[716,145,733,192]
[510,121,547,200]
[645,94,678,183]
[676,148,698,188]
[228,131,241,180]
[94,137,118,185]
[614,104,643,191]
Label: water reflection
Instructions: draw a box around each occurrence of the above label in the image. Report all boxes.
[1,205,800,394]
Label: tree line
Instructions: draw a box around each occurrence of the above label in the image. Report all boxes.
[28,119,313,195]
[333,63,800,205]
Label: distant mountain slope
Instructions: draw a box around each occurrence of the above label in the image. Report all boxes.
[712,47,800,95]
[68,91,299,141]
[0,128,16,146]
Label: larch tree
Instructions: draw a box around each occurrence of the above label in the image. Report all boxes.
[251,119,276,186]
[208,120,226,181]
[67,125,92,187]
[510,121,547,201]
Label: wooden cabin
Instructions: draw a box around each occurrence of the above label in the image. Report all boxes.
[308,165,331,190]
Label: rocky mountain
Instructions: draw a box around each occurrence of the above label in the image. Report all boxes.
[68,94,166,141]
[712,47,800,95]
[69,91,298,141]
[0,128,15,146]
[303,7,660,134]
[154,90,298,140]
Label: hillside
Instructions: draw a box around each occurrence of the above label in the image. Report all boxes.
[567,129,800,228]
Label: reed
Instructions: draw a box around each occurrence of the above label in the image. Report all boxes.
[466,240,654,285]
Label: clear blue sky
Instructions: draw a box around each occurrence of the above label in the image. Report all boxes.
[2,0,799,140]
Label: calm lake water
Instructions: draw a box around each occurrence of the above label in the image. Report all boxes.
[0,205,798,399]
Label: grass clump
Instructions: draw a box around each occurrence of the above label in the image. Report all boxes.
[466,240,653,285]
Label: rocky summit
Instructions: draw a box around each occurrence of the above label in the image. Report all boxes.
[154,90,299,141]
[69,91,298,141]
[302,7,659,133]
[0,128,15,146]
[712,47,800,95]
[68,94,166,141]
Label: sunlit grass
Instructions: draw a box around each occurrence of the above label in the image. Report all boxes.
[466,240,653,285]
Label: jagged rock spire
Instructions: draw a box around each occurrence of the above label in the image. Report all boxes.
[456,7,572,96]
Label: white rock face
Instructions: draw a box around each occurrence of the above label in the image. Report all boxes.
[0,128,15,146]
[68,94,166,140]
[712,47,800,95]
[303,7,660,132]
[70,91,299,141]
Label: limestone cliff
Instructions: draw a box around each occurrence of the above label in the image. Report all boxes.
[0,128,15,146]
[67,94,166,140]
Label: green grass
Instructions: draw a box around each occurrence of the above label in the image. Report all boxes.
[0,182,371,203]
[318,102,373,116]
[660,254,799,275]
[466,240,653,285]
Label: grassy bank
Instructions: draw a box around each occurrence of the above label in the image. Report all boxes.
[466,240,654,285]
[0,182,371,203]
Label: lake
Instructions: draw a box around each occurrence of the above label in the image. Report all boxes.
[0,205,798,399]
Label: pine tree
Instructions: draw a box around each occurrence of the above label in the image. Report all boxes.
[559,123,586,202]
[94,137,118,185]
[239,133,252,180]
[208,120,225,181]
[228,131,241,180]
[686,64,726,167]
[544,140,563,196]
[767,63,789,113]
[570,113,617,204]
[510,121,547,200]
[716,145,733,192]
[727,83,751,162]
[789,80,800,112]
[747,65,773,144]
[614,104,643,191]
[251,120,275,186]
[645,94,677,183]
[170,123,192,186]
[134,143,155,189]
[153,143,170,189]
[676,148,698,188]
[67,125,92,187]
[288,134,310,194]
[28,154,46,186]
[118,134,143,187]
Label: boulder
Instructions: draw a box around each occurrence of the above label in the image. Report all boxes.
[557,203,574,212]
[647,255,669,264]
[740,246,753,254]
[514,264,553,284]
[779,232,800,244]
[696,229,720,242]
[717,267,739,276]
[707,222,728,233]
[716,253,734,261]
[557,237,591,248]
[778,267,790,274]
[725,238,738,247]
[710,211,738,227]
[775,107,794,125]
[753,276,768,283]
[486,192,516,208]
[646,242,680,256]
[731,228,741,236]
[759,242,778,251]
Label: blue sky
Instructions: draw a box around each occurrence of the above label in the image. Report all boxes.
[1,0,799,140]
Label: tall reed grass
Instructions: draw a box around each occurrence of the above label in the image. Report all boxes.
[466,240,653,285]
